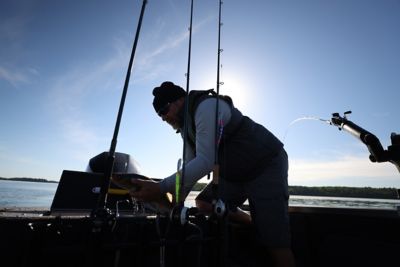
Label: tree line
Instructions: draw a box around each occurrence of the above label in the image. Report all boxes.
[289,185,399,199]
[193,183,399,199]
[2,177,399,199]
[0,177,57,183]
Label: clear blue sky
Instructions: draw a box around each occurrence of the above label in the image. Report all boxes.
[1,0,399,188]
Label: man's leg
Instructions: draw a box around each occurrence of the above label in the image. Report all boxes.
[268,247,296,267]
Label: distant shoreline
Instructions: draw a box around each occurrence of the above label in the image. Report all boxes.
[1,177,398,199]
[0,177,58,184]
[194,183,400,200]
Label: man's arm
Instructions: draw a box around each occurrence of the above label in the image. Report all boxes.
[159,98,232,196]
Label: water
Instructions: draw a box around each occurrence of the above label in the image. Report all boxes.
[0,180,58,208]
[186,192,400,210]
[1,180,400,210]
[288,194,400,210]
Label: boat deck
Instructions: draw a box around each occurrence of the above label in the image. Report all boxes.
[1,206,399,266]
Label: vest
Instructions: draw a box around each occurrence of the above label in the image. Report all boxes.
[183,90,283,182]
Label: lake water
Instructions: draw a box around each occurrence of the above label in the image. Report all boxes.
[0,180,57,208]
[1,180,400,210]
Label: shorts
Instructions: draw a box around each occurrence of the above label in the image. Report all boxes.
[196,149,291,248]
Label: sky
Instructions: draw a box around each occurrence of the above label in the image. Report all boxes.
[1,0,399,188]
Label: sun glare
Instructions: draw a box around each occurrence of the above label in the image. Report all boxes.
[194,69,255,113]
[219,74,250,111]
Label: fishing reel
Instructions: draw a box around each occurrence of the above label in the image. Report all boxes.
[214,199,227,218]
[169,204,199,225]
[169,199,228,225]
[331,111,400,172]
[91,207,116,233]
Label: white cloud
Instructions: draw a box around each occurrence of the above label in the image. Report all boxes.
[45,14,214,161]
[49,44,127,111]
[59,118,106,162]
[136,15,214,80]
[0,65,29,87]
[0,10,37,88]
[46,43,130,162]
[0,154,38,165]
[0,146,45,178]
[27,67,39,76]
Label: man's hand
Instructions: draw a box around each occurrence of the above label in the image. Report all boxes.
[130,179,173,210]
[129,179,161,202]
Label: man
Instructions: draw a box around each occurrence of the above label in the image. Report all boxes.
[131,81,296,267]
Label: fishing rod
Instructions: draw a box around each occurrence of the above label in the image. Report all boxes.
[213,0,223,184]
[283,111,400,173]
[209,0,227,220]
[213,3,230,266]
[330,111,400,172]
[93,0,148,217]
[213,0,223,185]
[177,0,195,207]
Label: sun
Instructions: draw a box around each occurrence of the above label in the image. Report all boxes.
[218,73,250,111]
[194,72,250,109]
[193,69,252,112]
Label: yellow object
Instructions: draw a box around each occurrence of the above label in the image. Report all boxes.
[175,171,181,203]
[108,188,129,195]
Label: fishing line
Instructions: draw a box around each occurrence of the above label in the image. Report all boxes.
[282,116,331,142]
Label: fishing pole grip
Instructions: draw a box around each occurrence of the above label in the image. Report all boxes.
[340,121,387,162]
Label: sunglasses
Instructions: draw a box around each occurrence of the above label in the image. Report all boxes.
[157,103,171,116]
